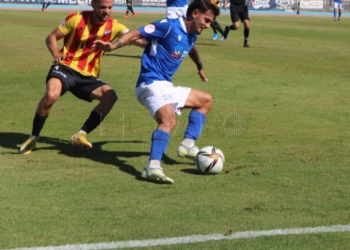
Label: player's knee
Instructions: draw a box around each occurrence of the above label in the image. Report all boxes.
[202,92,212,109]
[43,91,59,105]
[160,116,177,130]
[103,89,118,104]
[232,24,239,30]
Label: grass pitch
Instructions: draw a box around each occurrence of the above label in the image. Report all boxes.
[0,10,349,250]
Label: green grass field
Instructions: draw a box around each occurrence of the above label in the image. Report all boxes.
[0,10,350,250]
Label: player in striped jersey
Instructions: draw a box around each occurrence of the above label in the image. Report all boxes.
[20,0,146,155]
[210,0,225,40]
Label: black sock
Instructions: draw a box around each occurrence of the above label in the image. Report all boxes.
[216,24,224,35]
[81,111,104,134]
[42,3,45,9]
[244,28,250,42]
[45,2,50,8]
[32,113,48,137]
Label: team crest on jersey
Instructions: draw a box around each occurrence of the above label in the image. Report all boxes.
[171,45,184,59]
[60,20,66,27]
[162,94,171,101]
[144,24,156,34]
[178,35,182,41]
[104,30,111,36]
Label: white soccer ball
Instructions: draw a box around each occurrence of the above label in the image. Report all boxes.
[195,146,225,174]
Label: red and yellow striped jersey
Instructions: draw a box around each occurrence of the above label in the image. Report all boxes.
[58,11,129,77]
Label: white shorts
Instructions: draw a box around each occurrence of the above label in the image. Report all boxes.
[135,81,191,118]
[166,5,188,19]
[334,2,342,9]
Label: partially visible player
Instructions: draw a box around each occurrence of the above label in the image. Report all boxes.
[223,0,253,47]
[333,0,342,21]
[92,0,220,184]
[210,0,225,40]
[41,0,51,11]
[166,0,189,18]
[20,0,146,155]
[124,0,136,18]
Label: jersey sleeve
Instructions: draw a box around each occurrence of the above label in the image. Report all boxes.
[111,20,130,41]
[58,12,78,36]
[138,19,172,42]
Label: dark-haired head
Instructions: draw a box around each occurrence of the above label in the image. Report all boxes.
[186,0,220,18]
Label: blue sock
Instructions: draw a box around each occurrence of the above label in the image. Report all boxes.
[149,129,170,161]
[184,110,206,140]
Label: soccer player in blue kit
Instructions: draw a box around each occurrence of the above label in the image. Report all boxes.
[166,0,189,18]
[92,0,220,184]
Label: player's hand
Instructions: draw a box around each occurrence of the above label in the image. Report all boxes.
[52,54,66,64]
[91,40,114,52]
[198,69,208,83]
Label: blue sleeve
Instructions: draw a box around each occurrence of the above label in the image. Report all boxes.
[138,19,172,42]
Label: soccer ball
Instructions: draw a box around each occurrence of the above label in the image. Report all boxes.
[195,146,225,174]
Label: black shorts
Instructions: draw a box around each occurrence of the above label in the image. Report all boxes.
[46,64,108,102]
[230,5,250,23]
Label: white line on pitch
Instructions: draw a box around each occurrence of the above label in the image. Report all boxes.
[5,224,350,250]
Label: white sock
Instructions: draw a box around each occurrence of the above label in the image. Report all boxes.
[148,160,161,169]
[181,138,195,148]
[78,130,87,135]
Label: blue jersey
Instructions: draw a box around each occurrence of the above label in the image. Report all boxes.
[334,0,342,3]
[136,18,197,87]
[167,0,188,7]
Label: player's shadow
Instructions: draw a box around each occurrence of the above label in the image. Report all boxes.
[0,132,181,182]
[181,168,203,175]
[195,42,220,47]
[104,53,141,59]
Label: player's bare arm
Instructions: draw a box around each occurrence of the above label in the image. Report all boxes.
[46,28,67,64]
[130,37,148,48]
[189,46,208,83]
[91,29,144,51]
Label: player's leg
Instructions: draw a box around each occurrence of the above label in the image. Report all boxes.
[211,20,225,40]
[338,3,341,20]
[41,0,46,11]
[223,6,240,40]
[210,21,219,40]
[70,83,117,149]
[129,4,136,17]
[333,2,338,21]
[20,78,63,154]
[243,18,250,47]
[215,22,224,36]
[177,89,212,159]
[136,82,181,184]
[141,104,176,184]
[124,3,130,18]
[45,0,51,9]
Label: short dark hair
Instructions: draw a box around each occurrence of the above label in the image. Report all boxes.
[186,0,220,18]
